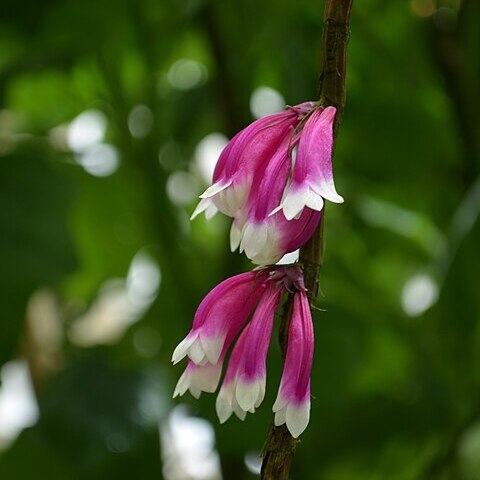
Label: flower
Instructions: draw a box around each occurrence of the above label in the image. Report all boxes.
[191,102,342,265]
[236,135,321,265]
[172,266,315,438]
[275,106,343,220]
[215,280,283,422]
[171,270,269,366]
[191,102,313,220]
[272,288,314,438]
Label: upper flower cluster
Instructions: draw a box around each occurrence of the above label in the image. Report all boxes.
[172,267,314,438]
[192,103,343,265]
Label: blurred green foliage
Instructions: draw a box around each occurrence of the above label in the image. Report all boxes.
[0,0,479,478]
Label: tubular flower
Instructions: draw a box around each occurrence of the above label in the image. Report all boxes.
[172,266,315,438]
[191,102,342,265]
[272,288,314,438]
[215,281,283,422]
[276,106,343,220]
[171,270,269,367]
[191,102,313,221]
[237,136,321,265]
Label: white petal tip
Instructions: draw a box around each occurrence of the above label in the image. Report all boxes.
[199,181,230,199]
[230,223,242,252]
[239,222,275,262]
[282,189,308,220]
[272,395,286,413]
[173,372,188,398]
[200,336,224,366]
[187,339,207,365]
[235,380,261,412]
[217,407,232,424]
[322,189,344,204]
[284,209,302,221]
[205,203,219,220]
[190,389,202,399]
[286,402,310,438]
[216,393,234,423]
[311,181,344,205]
[268,205,282,217]
[171,351,184,365]
[234,409,247,421]
[190,198,210,220]
[171,335,196,365]
[274,407,287,427]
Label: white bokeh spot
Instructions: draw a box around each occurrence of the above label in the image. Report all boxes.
[402,273,439,317]
[250,86,285,119]
[194,133,229,184]
[67,109,107,153]
[168,59,208,91]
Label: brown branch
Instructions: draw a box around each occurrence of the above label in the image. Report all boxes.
[261,1,353,479]
[300,0,352,302]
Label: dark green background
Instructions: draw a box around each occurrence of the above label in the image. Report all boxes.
[1,0,479,478]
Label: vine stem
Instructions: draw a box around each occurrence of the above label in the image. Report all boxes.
[260,1,354,479]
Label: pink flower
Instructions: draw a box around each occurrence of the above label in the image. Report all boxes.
[215,281,283,421]
[171,270,269,366]
[172,266,315,437]
[191,107,306,222]
[236,135,321,265]
[276,106,343,220]
[191,102,342,265]
[272,288,314,438]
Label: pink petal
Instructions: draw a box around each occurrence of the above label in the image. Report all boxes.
[171,270,269,365]
[216,281,283,418]
[194,110,299,219]
[193,103,312,221]
[279,106,343,220]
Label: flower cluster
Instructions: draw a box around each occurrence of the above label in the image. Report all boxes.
[173,101,343,438]
[191,103,343,265]
[172,267,313,438]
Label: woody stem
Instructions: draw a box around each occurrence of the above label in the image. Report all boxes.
[260,1,353,479]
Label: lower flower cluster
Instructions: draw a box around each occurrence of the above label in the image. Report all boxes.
[172,101,343,438]
[172,266,314,438]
